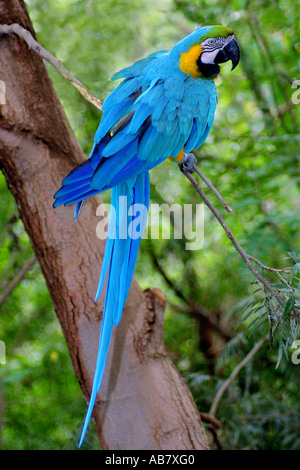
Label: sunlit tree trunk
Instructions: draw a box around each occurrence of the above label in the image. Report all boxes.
[0,0,208,450]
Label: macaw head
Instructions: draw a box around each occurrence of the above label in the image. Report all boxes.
[172,25,240,79]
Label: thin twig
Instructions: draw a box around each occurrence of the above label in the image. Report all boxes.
[0,255,36,307]
[193,164,232,213]
[181,168,285,308]
[247,255,292,275]
[210,335,268,416]
[199,411,222,429]
[0,23,103,111]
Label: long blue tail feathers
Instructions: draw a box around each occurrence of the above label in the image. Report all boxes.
[54,159,150,447]
[78,171,149,446]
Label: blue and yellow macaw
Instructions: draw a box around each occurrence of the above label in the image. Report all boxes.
[54,25,239,445]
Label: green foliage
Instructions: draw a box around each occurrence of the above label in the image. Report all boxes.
[235,251,300,369]
[0,0,299,450]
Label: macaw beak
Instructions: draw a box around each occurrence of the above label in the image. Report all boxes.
[214,36,240,70]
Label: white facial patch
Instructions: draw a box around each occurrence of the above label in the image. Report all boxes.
[201,49,219,64]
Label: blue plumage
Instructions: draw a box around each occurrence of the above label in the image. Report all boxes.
[53,25,239,447]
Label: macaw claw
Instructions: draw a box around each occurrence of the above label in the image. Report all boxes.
[179,153,197,174]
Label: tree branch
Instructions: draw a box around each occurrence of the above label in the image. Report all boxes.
[0,255,36,307]
[0,23,103,111]
[210,335,268,416]
[181,164,300,324]
[193,164,232,213]
[247,255,291,275]
[180,165,286,308]
[199,411,222,429]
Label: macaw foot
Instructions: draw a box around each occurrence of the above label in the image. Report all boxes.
[179,153,197,174]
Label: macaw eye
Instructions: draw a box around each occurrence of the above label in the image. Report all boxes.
[208,39,215,45]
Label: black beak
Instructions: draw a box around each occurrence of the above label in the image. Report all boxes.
[214,36,240,70]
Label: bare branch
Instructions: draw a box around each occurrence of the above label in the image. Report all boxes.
[199,411,222,429]
[210,335,268,416]
[247,255,292,275]
[0,23,103,111]
[180,166,285,308]
[0,255,36,307]
[181,163,300,324]
[193,164,232,213]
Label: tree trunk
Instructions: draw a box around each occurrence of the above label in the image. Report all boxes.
[0,0,208,450]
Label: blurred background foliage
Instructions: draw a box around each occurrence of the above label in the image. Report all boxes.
[0,0,299,450]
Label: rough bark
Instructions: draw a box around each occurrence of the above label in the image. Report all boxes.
[0,0,209,450]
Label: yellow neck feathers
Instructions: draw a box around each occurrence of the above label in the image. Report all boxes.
[179,44,203,78]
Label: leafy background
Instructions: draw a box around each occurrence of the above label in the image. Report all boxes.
[0,0,299,449]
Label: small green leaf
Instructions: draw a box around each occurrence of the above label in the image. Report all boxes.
[235,303,264,329]
[289,263,300,284]
[281,296,295,320]
[276,339,284,369]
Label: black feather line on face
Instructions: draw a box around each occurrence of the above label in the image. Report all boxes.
[196,57,220,78]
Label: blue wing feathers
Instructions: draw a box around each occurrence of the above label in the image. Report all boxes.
[111,50,169,81]
[101,128,134,157]
[63,189,100,207]
[91,139,138,189]
[62,161,95,186]
[151,93,169,121]
[127,103,152,134]
[96,100,132,141]
[147,81,165,106]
